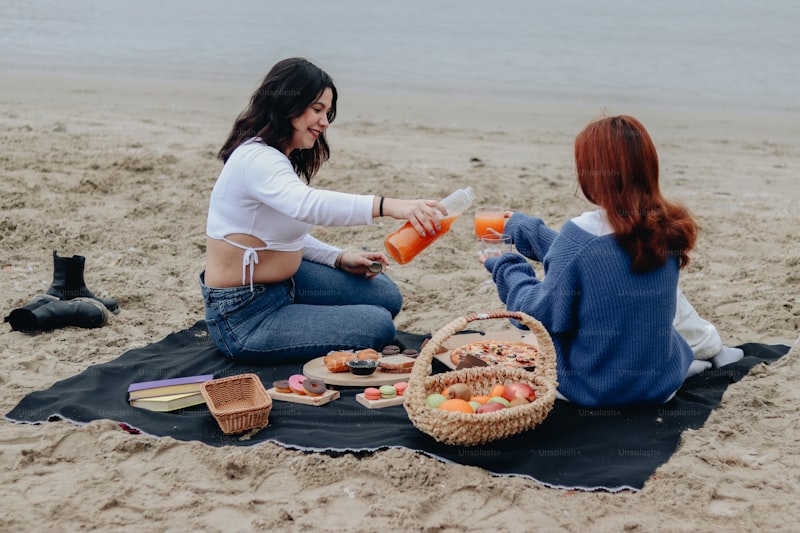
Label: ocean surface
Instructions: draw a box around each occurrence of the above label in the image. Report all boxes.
[1,0,798,112]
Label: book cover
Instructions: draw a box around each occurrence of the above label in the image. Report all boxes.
[129,392,206,412]
[127,374,214,400]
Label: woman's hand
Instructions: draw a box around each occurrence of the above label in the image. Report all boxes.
[380,198,447,237]
[337,251,389,279]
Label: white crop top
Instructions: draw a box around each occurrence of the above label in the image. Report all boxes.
[206,139,375,288]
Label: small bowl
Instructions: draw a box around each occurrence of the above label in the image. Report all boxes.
[346,359,378,376]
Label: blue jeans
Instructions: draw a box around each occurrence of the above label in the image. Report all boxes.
[199,260,403,365]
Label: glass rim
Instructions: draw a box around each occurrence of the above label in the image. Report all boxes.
[479,233,512,243]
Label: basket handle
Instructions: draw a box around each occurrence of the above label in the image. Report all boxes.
[408,310,558,387]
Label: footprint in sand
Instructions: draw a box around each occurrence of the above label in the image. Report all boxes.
[708,485,751,517]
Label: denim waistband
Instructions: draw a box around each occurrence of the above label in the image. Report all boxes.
[199,271,294,305]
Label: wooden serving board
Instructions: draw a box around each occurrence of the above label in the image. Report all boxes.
[355,393,406,409]
[266,387,340,406]
[433,330,539,370]
[302,356,422,387]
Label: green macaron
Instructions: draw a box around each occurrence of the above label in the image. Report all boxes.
[379,385,397,399]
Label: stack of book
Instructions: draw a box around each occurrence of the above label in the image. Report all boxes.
[127,374,214,412]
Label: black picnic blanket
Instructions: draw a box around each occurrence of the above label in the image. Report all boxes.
[5,320,790,491]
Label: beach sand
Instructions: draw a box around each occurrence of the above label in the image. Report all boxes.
[1,72,798,532]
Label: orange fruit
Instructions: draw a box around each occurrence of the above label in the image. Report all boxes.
[438,398,474,414]
[489,384,505,398]
[470,395,490,405]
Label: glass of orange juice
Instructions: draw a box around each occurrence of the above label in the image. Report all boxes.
[474,206,506,239]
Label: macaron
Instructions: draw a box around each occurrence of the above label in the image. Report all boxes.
[364,387,382,401]
[288,374,307,395]
[393,381,408,396]
[382,345,401,356]
[379,385,397,399]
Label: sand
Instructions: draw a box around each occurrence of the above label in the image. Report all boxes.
[1,71,798,532]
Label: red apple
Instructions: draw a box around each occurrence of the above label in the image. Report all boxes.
[476,401,507,414]
[502,382,536,403]
[509,397,530,408]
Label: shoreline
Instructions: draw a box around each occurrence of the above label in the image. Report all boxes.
[3,65,799,134]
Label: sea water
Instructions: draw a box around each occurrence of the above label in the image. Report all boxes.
[0,0,797,113]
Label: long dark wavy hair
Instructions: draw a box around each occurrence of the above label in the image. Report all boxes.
[218,57,338,183]
[575,115,697,274]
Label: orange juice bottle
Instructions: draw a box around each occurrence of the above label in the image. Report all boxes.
[384,187,475,264]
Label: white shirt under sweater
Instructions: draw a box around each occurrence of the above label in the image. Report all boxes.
[206,139,375,285]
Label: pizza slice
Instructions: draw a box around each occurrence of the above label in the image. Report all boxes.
[449,340,538,369]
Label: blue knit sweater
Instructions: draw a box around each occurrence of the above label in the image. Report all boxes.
[484,212,694,407]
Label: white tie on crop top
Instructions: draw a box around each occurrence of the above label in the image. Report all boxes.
[219,238,268,289]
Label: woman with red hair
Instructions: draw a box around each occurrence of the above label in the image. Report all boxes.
[482,115,741,407]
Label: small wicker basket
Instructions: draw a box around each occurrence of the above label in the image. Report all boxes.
[404,310,558,446]
[200,373,272,435]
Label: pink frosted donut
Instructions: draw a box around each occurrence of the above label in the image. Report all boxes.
[288,374,307,395]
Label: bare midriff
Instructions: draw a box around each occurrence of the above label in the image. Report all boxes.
[204,234,303,288]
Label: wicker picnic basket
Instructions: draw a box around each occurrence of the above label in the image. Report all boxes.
[200,373,272,435]
[404,310,558,446]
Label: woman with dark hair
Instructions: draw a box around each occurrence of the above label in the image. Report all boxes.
[481,115,741,407]
[201,58,446,364]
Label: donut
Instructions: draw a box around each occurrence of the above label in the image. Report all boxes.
[356,348,380,361]
[382,344,401,356]
[273,379,292,393]
[288,374,307,395]
[302,378,327,396]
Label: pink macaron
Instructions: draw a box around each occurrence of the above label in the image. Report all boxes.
[363,387,381,401]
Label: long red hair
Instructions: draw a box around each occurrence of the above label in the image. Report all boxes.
[574,115,697,273]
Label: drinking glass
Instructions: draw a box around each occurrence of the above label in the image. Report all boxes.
[480,234,513,258]
[474,206,506,240]
[479,234,513,286]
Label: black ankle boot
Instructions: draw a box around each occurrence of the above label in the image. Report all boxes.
[5,296,108,334]
[46,250,119,314]
[4,294,59,332]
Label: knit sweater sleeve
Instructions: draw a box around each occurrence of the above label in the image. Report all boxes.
[504,213,558,262]
[484,230,581,335]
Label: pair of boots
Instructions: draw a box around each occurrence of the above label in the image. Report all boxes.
[4,251,119,334]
